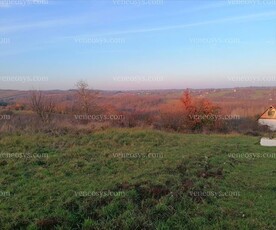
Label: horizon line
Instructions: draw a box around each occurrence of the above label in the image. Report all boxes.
[0,86,276,92]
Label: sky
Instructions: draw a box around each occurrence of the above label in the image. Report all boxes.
[0,0,276,90]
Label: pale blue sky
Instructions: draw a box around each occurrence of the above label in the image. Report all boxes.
[0,0,276,90]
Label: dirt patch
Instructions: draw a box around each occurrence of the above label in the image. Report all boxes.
[150,185,170,199]
[197,167,224,179]
[181,179,194,192]
[36,217,61,230]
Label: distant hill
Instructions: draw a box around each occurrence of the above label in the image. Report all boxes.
[0,87,275,117]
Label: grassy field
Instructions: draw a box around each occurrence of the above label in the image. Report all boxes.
[0,129,275,229]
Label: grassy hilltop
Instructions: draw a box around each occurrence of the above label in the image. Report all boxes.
[0,129,275,229]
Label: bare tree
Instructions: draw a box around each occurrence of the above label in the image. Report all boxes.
[30,91,56,123]
[75,80,97,115]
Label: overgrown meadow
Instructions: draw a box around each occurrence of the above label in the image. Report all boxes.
[0,129,275,229]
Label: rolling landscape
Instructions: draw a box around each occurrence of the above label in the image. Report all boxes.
[1,0,276,229]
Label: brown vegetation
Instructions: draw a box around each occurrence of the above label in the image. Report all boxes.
[30,91,56,123]
[0,87,271,135]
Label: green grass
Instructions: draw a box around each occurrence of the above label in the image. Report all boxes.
[0,129,275,229]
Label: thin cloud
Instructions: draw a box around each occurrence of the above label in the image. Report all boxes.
[0,1,229,34]
[0,16,84,33]
[91,11,276,36]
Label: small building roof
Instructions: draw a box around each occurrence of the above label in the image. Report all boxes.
[258,105,276,120]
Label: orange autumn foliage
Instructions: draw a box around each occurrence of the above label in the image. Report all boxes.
[160,91,221,132]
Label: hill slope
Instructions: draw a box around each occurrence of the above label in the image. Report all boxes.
[0,129,275,229]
